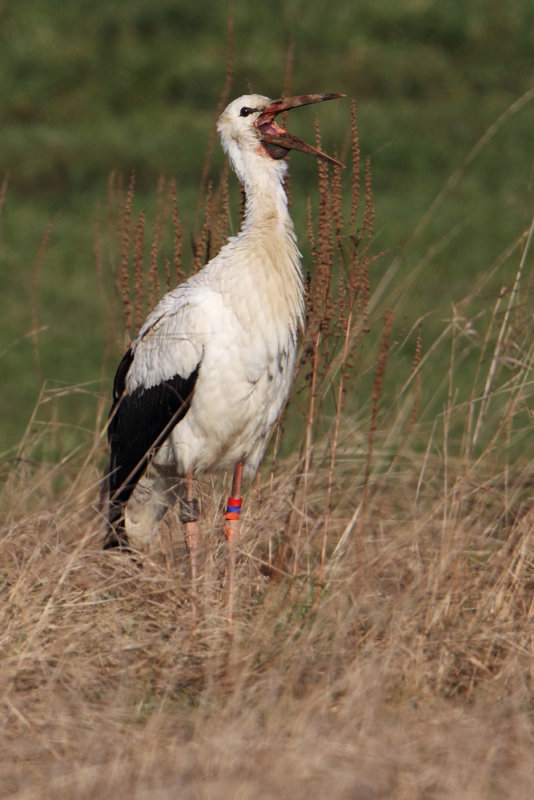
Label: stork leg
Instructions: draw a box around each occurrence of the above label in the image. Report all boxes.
[180,470,200,613]
[224,461,244,627]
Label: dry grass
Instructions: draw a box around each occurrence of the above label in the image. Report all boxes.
[2,93,534,798]
[2,414,534,799]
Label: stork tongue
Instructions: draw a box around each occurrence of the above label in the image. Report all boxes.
[256,93,345,168]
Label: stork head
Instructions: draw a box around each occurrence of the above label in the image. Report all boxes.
[217,93,344,184]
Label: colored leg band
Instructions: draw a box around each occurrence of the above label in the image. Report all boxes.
[179,497,199,524]
[225,496,242,520]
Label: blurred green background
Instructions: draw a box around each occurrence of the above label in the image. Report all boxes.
[1,0,533,453]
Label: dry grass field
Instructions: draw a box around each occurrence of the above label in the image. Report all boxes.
[2,93,534,798]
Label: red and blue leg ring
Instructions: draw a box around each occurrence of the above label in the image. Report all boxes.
[225,496,242,520]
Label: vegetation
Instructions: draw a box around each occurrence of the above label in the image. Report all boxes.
[1,1,534,797]
[1,0,533,450]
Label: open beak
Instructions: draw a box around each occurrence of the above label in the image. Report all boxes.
[256,93,345,168]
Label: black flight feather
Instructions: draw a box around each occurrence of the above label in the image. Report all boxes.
[103,347,199,548]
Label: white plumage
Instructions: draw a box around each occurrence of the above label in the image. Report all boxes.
[103,92,343,557]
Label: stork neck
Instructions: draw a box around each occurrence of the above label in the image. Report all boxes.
[240,161,292,233]
[227,155,304,333]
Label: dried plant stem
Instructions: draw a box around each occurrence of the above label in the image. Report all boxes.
[210,165,228,253]
[133,210,146,332]
[147,219,162,310]
[363,309,393,504]
[501,348,534,511]
[441,307,458,534]
[410,325,423,425]
[350,100,360,234]
[170,179,184,284]
[118,173,135,335]
[304,331,321,476]
[464,291,504,459]
[193,182,213,272]
[317,309,353,597]
[293,329,321,588]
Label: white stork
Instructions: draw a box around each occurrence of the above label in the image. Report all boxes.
[103,92,343,608]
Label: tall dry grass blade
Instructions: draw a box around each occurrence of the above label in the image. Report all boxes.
[364,308,394,498]
[500,347,534,512]
[441,306,459,533]
[293,329,321,590]
[464,291,505,459]
[294,122,339,583]
[472,214,534,450]
[317,306,354,598]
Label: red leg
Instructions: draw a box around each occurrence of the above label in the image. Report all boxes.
[181,470,200,614]
[224,461,244,627]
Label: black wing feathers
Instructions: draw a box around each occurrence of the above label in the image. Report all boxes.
[104,346,199,546]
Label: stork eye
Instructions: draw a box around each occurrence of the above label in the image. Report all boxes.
[239,107,254,117]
